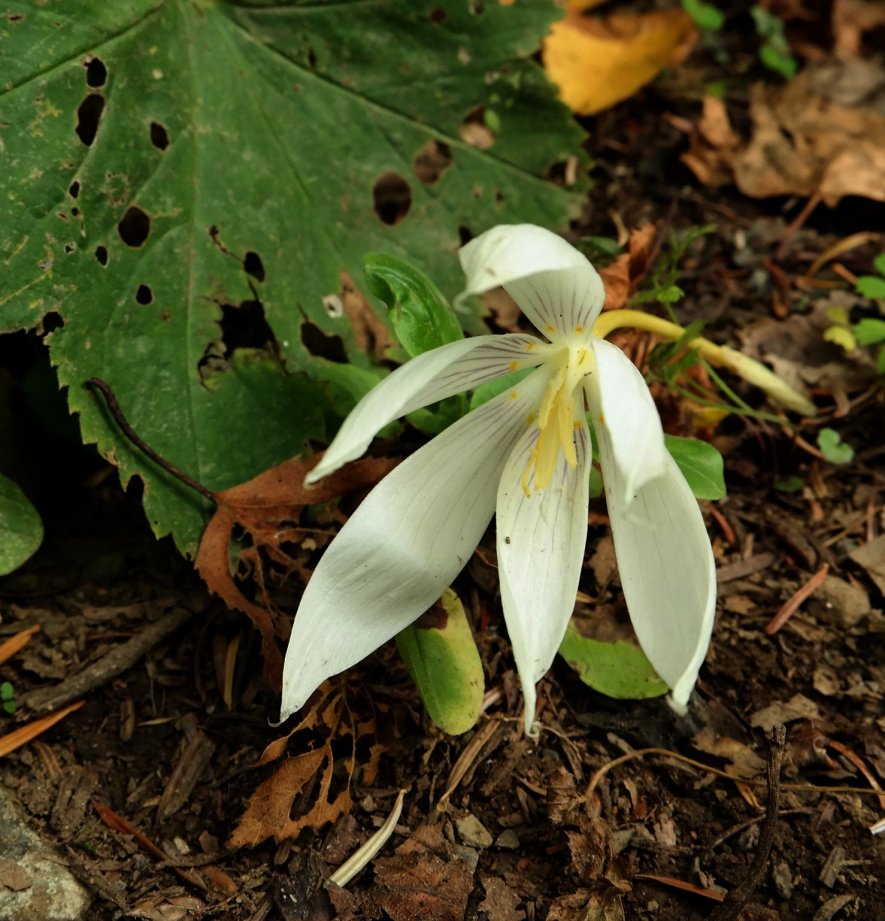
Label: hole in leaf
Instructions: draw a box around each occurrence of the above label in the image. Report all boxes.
[42,312,63,334]
[68,180,80,199]
[85,57,107,88]
[198,301,280,381]
[150,121,169,150]
[469,0,485,14]
[117,206,151,247]
[413,139,452,185]
[220,301,277,355]
[135,284,153,305]
[71,207,79,216]
[372,171,411,225]
[244,250,265,282]
[459,106,495,150]
[75,94,105,147]
[301,321,347,363]
[94,245,108,266]
[458,225,474,246]
[429,6,447,24]
[63,242,77,255]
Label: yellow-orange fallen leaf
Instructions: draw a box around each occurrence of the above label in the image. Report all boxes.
[0,624,40,666]
[543,9,697,116]
[0,700,83,759]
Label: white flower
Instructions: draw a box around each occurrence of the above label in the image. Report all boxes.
[281,225,716,733]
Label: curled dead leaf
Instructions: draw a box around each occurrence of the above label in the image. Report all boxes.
[682,61,885,205]
[597,223,657,311]
[195,454,397,691]
[228,743,351,848]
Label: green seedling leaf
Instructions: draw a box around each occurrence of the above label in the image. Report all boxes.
[395,589,484,735]
[0,474,44,576]
[1,1,585,555]
[853,318,885,346]
[774,475,804,493]
[817,428,854,465]
[856,276,885,300]
[874,253,885,276]
[664,434,726,500]
[682,0,726,32]
[0,682,16,716]
[559,622,668,700]
[823,325,857,352]
[752,6,797,78]
[363,253,463,359]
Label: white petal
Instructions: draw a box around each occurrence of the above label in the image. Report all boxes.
[585,337,668,505]
[496,418,591,734]
[596,424,716,711]
[281,372,548,721]
[308,333,542,483]
[458,225,605,341]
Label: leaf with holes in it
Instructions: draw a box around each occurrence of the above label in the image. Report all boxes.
[0,1,585,556]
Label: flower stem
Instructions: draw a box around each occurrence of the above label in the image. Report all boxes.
[591,310,815,415]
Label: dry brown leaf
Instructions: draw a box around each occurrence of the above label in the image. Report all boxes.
[228,743,351,847]
[680,96,741,187]
[543,9,696,116]
[598,223,657,310]
[373,825,474,921]
[849,535,885,595]
[195,454,396,691]
[833,0,885,56]
[255,682,344,766]
[692,726,767,779]
[547,887,626,921]
[682,61,885,205]
[750,693,821,732]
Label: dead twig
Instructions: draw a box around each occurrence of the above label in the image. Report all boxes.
[19,605,196,714]
[764,564,829,635]
[707,724,787,921]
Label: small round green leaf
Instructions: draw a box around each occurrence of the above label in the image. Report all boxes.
[664,434,726,500]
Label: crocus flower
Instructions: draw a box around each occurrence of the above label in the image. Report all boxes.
[281,224,716,733]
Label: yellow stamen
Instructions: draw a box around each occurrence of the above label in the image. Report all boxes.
[522,346,594,495]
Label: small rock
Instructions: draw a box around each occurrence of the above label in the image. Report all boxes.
[811,575,870,628]
[0,786,91,921]
[494,829,520,850]
[455,813,493,848]
[772,860,794,899]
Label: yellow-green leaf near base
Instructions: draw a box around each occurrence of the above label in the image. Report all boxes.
[558,622,668,700]
[396,589,484,735]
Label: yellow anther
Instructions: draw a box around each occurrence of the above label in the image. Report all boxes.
[575,326,584,333]
[508,360,518,371]
[521,345,595,495]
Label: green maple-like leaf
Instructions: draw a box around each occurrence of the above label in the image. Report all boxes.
[0,0,585,555]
